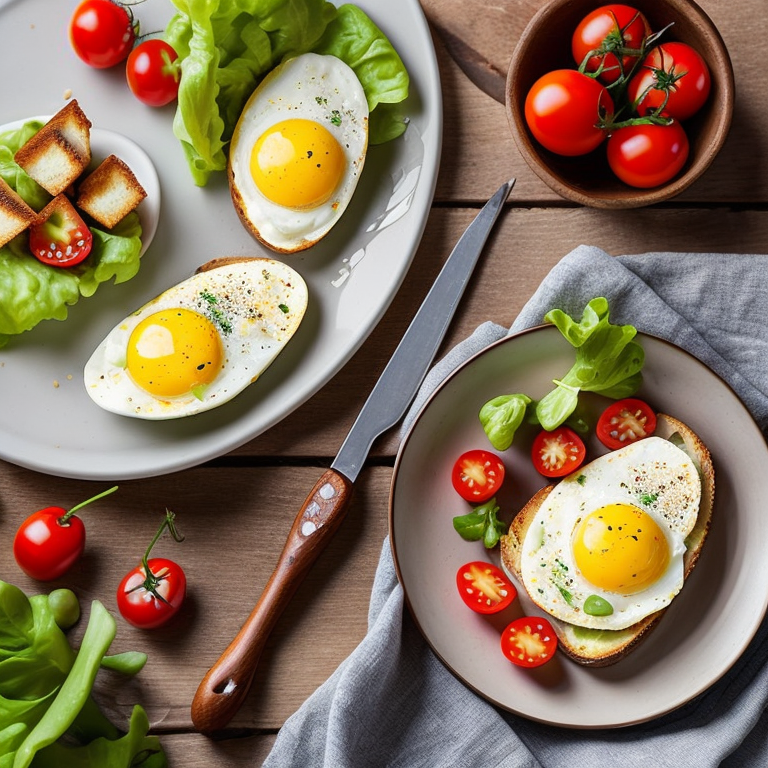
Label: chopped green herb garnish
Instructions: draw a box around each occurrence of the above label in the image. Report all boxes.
[199,290,232,335]
[329,110,342,127]
[279,304,289,314]
[640,492,659,505]
[577,474,587,486]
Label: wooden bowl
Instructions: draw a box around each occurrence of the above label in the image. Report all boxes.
[505,0,735,208]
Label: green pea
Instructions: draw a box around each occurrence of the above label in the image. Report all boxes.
[47,588,80,630]
[584,594,614,616]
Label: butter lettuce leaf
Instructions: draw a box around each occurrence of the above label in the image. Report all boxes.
[0,123,143,349]
[164,0,410,185]
[536,297,645,431]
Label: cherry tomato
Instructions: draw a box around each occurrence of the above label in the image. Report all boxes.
[13,486,118,581]
[596,397,657,450]
[28,195,93,268]
[531,426,586,478]
[117,511,186,629]
[451,449,505,503]
[628,42,711,121]
[524,70,613,156]
[501,616,558,668]
[606,120,689,188]
[69,0,136,69]
[572,4,650,84]
[456,561,517,614]
[126,39,181,107]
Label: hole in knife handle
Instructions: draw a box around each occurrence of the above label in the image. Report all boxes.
[213,678,237,696]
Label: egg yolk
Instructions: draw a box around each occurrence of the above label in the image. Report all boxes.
[572,503,670,595]
[126,308,223,398]
[250,118,345,209]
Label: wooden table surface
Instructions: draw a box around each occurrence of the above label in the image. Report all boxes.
[2,0,767,764]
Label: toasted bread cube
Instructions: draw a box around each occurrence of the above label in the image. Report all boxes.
[14,100,92,196]
[76,155,147,229]
[0,176,36,247]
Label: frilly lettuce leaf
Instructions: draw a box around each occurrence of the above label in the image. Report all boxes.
[0,121,143,348]
[536,297,645,431]
[479,393,532,451]
[164,0,410,185]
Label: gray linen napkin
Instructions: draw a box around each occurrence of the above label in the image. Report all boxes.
[263,245,768,768]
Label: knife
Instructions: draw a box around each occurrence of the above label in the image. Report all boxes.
[190,178,516,734]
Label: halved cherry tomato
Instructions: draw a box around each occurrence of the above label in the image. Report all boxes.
[451,449,505,503]
[13,486,118,581]
[117,510,186,629]
[29,195,93,268]
[456,561,517,614]
[524,69,613,156]
[571,4,651,84]
[606,121,689,188]
[69,0,136,69]
[596,397,656,450]
[501,615,558,668]
[531,426,586,478]
[628,42,711,121]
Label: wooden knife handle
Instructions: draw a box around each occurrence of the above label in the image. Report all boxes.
[190,468,354,734]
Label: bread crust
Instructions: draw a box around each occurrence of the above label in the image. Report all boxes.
[499,414,714,667]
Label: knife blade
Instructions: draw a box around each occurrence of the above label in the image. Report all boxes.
[190,178,515,734]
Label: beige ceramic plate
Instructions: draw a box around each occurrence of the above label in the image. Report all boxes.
[390,325,768,728]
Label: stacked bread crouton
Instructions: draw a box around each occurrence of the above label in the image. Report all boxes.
[1,99,147,251]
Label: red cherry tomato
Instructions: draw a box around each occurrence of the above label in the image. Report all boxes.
[531,426,586,478]
[628,42,711,121]
[524,69,613,156]
[596,398,657,450]
[126,39,181,107]
[606,120,689,188]
[117,511,186,629]
[572,4,650,84]
[13,486,118,581]
[456,561,517,614]
[28,196,93,268]
[451,449,506,503]
[501,615,558,668]
[69,0,136,69]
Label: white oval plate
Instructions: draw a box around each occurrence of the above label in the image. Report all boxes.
[0,0,441,480]
[390,325,768,728]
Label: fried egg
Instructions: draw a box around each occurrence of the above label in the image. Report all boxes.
[520,437,701,630]
[228,52,369,253]
[84,259,308,419]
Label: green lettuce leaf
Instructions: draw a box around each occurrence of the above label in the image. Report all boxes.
[536,298,645,431]
[313,4,410,144]
[0,123,144,349]
[164,0,410,185]
[479,393,531,451]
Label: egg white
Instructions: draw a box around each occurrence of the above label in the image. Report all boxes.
[83,259,308,419]
[520,437,702,630]
[228,52,369,253]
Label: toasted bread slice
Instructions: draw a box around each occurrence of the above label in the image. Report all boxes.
[0,177,36,247]
[14,100,92,196]
[500,414,715,667]
[76,154,147,229]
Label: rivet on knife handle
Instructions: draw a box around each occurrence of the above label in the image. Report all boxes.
[191,469,353,734]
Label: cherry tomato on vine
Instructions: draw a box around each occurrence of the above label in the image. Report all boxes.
[524,69,613,156]
[596,398,657,450]
[456,561,517,614]
[501,616,558,668]
[13,486,118,581]
[572,4,650,84]
[451,449,506,503]
[628,42,711,121]
[531,426,586,478]
[606,120,689,188]
[69,0,136,69]
[117,510,186,629]
[126,39,181,107]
